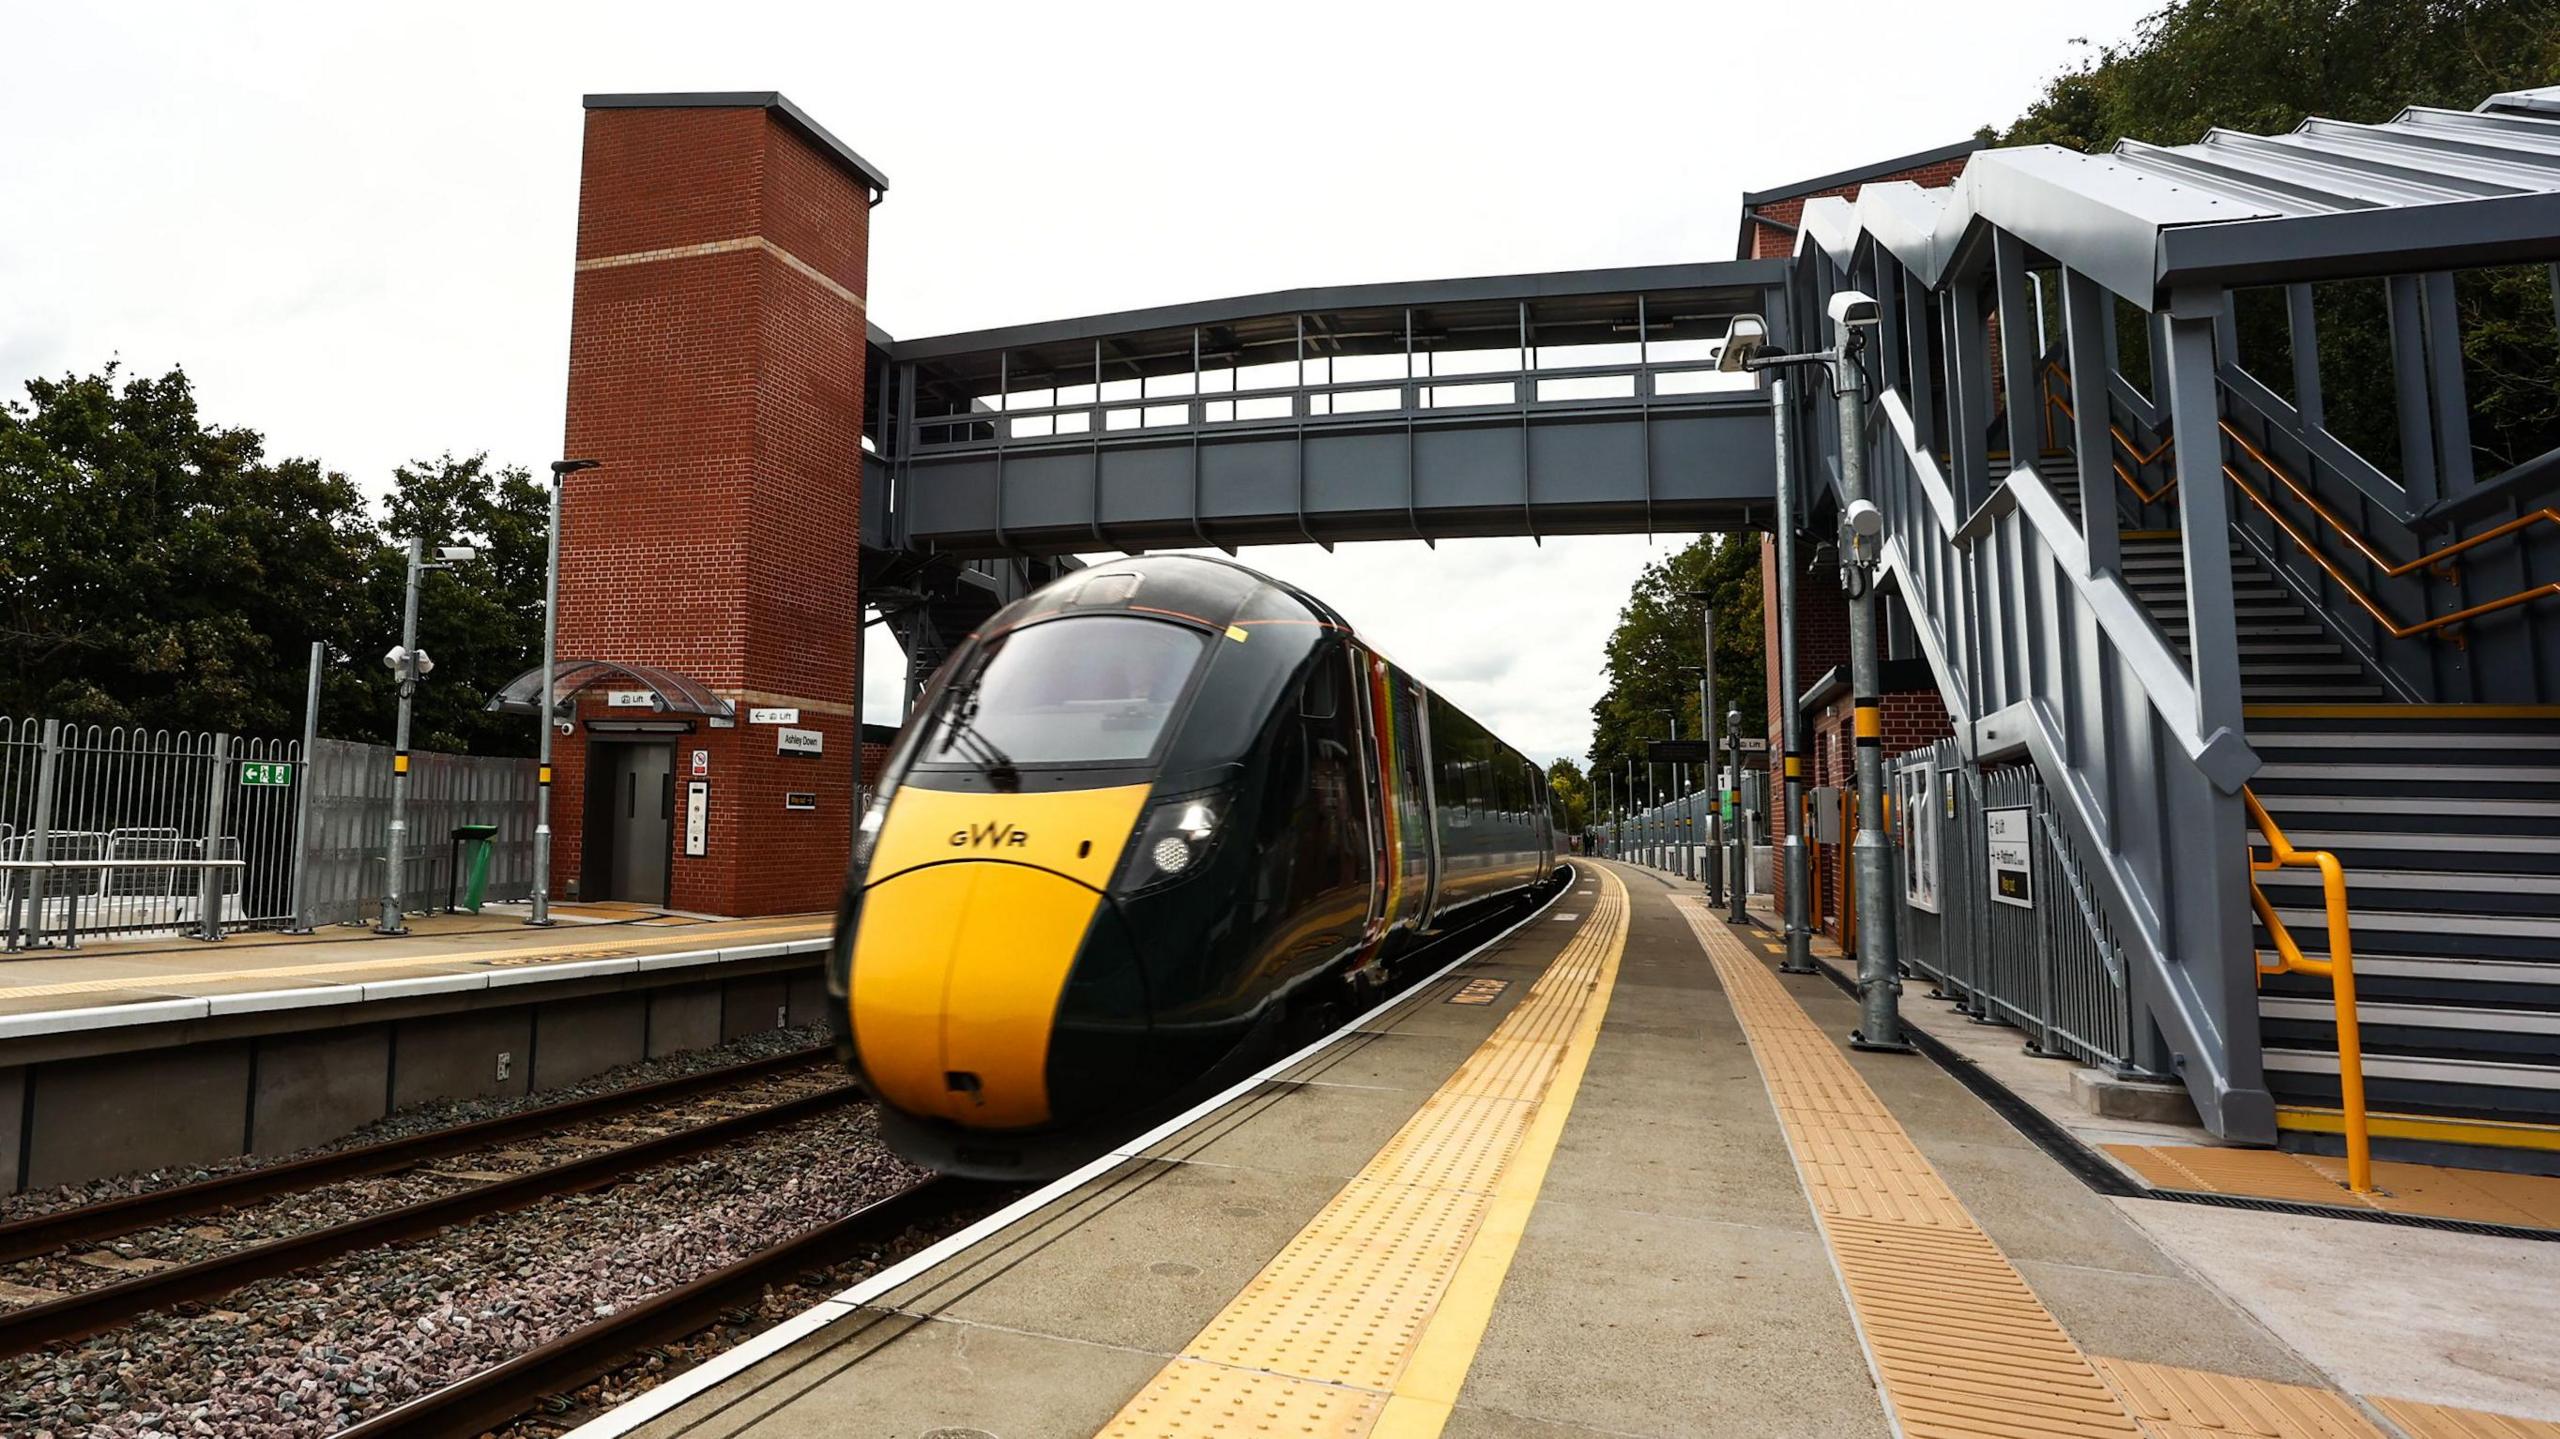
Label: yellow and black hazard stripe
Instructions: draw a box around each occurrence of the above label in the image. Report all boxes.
[1853,696,1883,750]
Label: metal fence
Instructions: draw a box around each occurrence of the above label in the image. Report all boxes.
[298,739,537,928]
[1892,739,2137,1073]
[3,716,540,949]
[1,718,302,949]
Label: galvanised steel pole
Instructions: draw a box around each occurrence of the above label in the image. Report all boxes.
[1701,612,1721,902]
[1838,335,1909,1051]
[1728,705,1747,922]
[1773,375,1817,974]
[379,536,423,936]
[530,470,566,926]
[286,640,322,933]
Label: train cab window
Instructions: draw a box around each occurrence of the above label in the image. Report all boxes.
[1300,653,1341,720]
[920,616,1205,766]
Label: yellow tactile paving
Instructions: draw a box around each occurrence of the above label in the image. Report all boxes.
[2373,1396,2560,1438]
[2104,1144,2560,1229]
[1675,898,2145,1439]
[1099,866,1629,1439]
[2093,1358,2383,1438]
[0,915,825,1005]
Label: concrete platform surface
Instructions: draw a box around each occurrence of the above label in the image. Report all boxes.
[0,907,828,1023]
[575,861,2560,1439]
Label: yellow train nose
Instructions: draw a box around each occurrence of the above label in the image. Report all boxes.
[851,861,1111,1128]
[848,781,1156,1129]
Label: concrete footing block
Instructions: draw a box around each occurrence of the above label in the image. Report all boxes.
[2072,1067,2199,1125]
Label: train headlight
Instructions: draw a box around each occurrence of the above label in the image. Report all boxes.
[1122,791,1225,891]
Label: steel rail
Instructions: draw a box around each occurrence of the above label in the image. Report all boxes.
[0,1083,861,1356]
[336,1179,988,1439]
[0,1046,830,1264]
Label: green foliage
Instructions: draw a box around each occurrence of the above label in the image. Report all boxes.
[1546,757,1592,833]
[2004,0,2560,153]
[1585,533,1764,812]
[0,365,377,734]
[0,365,546,750]
[2003,0,2560,486]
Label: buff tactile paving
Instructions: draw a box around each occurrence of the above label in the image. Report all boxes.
[2373,1396,2560,1438]
[2092,1358,2384,1438]
[2105,1145,2560,1229]
[1099,871,1628,1438]
[1676,901,2146,1438]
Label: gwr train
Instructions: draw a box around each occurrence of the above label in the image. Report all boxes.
[827,554,1559,1177]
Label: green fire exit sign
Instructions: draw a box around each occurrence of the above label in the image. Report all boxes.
[239,761,295,787]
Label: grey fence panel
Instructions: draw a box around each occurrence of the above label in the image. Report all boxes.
[2,719,304,949]
[301,740,537,927]
[1896,743,2134,1073]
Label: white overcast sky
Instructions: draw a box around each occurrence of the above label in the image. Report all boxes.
[1,0,2158,769]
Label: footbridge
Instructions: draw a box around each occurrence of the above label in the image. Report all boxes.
[860,263,1789,554]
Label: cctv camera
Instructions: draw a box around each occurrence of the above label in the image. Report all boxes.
[1827,290,1882,331]
[1846,498,1885,540]
[1715,314,1769,374]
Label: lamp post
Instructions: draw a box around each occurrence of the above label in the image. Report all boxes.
[1718,296,1908,1048]
[529,458,600,927]
[379,539,476,935]
[1657,710,1680,873]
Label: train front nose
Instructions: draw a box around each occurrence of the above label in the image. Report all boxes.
[845,782,1157,1130]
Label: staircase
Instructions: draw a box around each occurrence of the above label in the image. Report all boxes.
[2119,532,2560,1164]
[2249,710,2560,1144]
[2119,534,2385,701]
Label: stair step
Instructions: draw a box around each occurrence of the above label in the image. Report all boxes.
[2255,731,2560,753]
[2255,762,2560,784]
[2265,951,2560,992]
[2269,903,2560,944]
[2274,830,2560,876]
[2261,996,2560,1037]
[2263,1047,2560,1097]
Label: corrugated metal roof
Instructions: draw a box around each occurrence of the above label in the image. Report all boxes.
[1796,86,2560,303]
[2109,90,2560,215]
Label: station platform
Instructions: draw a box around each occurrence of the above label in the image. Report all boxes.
[577,858,2560,1439]
[0,907,835,1192]
[0,905,828,1032]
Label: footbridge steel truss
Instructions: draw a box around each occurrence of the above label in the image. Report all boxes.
[862,263,1791,554]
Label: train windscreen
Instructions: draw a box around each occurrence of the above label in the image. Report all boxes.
[920,616,1206,767]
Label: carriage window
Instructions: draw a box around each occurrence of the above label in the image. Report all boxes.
[920,616,1205,765]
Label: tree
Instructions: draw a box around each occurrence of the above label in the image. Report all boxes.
[1546,757,1592,833]
[1585,533,1765,815]
[370,453,550,754]
[0,365,380,734]
[0,365,551,753]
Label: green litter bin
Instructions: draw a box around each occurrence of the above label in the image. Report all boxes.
[448,824,502,914]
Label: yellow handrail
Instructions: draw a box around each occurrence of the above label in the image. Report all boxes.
[2038,361,2560,639]
[2244,787,2372,1194]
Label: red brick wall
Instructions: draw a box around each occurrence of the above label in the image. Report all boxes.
[555,103,872,918]
[1760,536,1849,916]
[1744,155,1970,260]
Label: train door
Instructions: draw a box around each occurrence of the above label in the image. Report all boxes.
[1348,645,1390,946]
[1406,678,1442,926]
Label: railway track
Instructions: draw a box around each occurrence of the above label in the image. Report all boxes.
[0,1052,856,1355]
[339,1179,997,1438]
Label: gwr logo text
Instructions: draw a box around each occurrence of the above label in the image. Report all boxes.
[950,821,1031,848]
